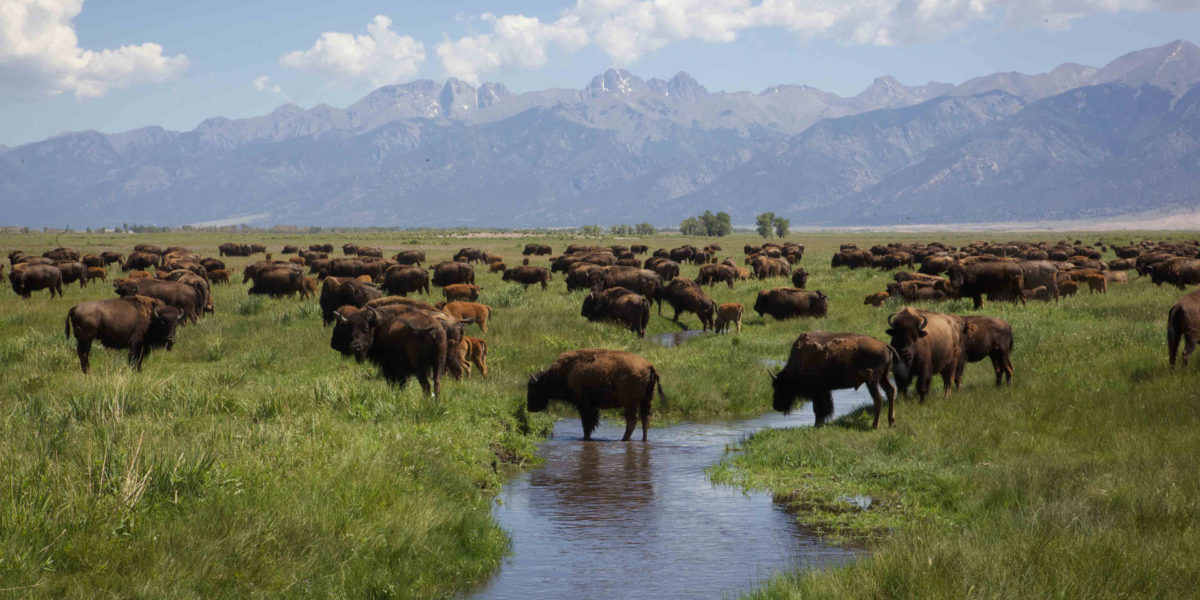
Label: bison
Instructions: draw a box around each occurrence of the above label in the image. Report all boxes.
[336,306,448,397]
[769,332,897,428]
[503,266,551,289]
[1168,289,1200,367]
[431,261,475,287]
[947,261,1025,309]
[381,265,431,296]
[581,287,650,337]
[320,276,383,325]
[753,288,828,320]
[714,303,743,334]
[885,307,964,402]
[442,283,481,302]
[65,295,183,373]
[9,264,63,298]
[527,349,665,441]
[115,278,205,324]
[864,291,890,307]
[436,301,491,334]
[662,278,716,331]
[453,337,489,378]
[960,316,1014,387]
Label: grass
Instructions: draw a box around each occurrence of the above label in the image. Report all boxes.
[1,229,1197,598]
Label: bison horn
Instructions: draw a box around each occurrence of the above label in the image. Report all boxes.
[886,313,896,326]
[919,316,928,330]
[766,369,777,380]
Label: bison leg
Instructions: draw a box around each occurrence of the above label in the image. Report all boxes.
[1183,334,1198,368]
[879,376,897,427]
[579,404,600,441]
[128,339,146,372]
[812,390,834,427]
[76,338,92,374]
[621,404,638,441]
[639,388,651,442]
[735,317,741,335]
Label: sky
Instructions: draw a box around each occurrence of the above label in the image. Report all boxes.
[2,0,1200,146]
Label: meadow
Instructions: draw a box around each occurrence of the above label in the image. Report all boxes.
[0,229,1196,599]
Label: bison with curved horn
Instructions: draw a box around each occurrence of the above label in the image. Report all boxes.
[885,308,964,402]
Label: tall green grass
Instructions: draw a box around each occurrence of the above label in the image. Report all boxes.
[1,230,1196,598]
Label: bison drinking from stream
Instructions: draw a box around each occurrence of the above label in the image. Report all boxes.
[527,349,666,441]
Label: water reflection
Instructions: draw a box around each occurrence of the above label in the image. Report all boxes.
[470,389,869,600]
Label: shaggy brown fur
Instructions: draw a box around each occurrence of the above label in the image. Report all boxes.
[714,303,743,334]
[527,349,666,441]
[436,301,491,333]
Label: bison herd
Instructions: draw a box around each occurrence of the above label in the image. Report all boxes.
[6,235,1200,440]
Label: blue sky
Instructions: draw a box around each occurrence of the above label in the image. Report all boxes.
[2,0,1200,146]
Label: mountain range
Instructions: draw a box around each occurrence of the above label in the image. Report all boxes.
[2,40,1200,228]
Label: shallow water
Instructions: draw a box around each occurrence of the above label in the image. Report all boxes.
[649,329,708,347]
[469,389,869,600]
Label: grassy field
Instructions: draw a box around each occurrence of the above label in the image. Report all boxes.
[0,230,1196,598]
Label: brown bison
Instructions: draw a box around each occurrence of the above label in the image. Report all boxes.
[1060,280,1078,296]
[431,261,475,287]
[436,301,491,333]
[122,251,160,271]
[831,249,873,269]
[753,288,828,320]
[115,278,205,323]
[503,266,551,289]
[378,265,429,296]
[770,332,897,428]
[1168,289,1200,367]
[959,316,1014,387]
[714,303,743,334]
[85,266,109,283]
[947,261,1025,309]
[336,306,448,397]
[1149,258,1200,289]
[65,295,183,373]
[791,268,809,289]
[662,278,716,330]
[697,264,738,288]
[10,264,63,298]
[100,251,124,266]
[209,269,230,284]
[489,262,507,273]
[443,283,481,302]
[320,276,383,325]
[55,261,88,288]
[1085,273,1108,294]
[453,337,489,378]
[581,287,651,337]
[527,349,665,441]
[248,265,306,298]
[886,308,963,402]
[864,291,890,307]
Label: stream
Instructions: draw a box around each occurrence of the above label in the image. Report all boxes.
[468,388,868,599]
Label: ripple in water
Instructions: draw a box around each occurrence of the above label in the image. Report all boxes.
[469,389,868,600]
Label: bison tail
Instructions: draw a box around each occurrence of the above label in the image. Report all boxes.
[650,366,668,410]
[1168,305,1182,344]
[65,308,74,340]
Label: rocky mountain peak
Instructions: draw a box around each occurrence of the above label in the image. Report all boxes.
[585,69,644,97]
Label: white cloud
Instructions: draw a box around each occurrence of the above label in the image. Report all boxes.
[252,75,283,94]
[0,0,188,100]
[436,0,1198,81]
[280,15,426,86]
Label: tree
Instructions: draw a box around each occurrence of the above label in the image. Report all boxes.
[679,217,705,236]
[610,224,633,235]
[698,211,732,237]
[580,225,603,236]
[755,212,776,238]
[773,217,790,239]
[635,223,656,236]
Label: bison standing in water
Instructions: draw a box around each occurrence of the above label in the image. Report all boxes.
[769,332,897,428]
[527,349,666,441]
[65,295,183,373]
[886,307,964,402]
[1168,289,1200,367]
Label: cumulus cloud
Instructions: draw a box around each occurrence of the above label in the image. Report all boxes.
[252,75,283,95]
[437,0,1198,81]
[280,15,426,86]
[0,0,188,100]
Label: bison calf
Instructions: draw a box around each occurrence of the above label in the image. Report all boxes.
[436,301,491,334]
[714,303,743,334]
[863,291,889,307]
[527,349,665,441]
[1085,274,1108,294]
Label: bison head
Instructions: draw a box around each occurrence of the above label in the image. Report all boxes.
[812,291,829,317]
[526,371,553,413]
[148,305,183,350]
[885,310,927,371]
[768,370,800,414]
[346,308,380,362]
